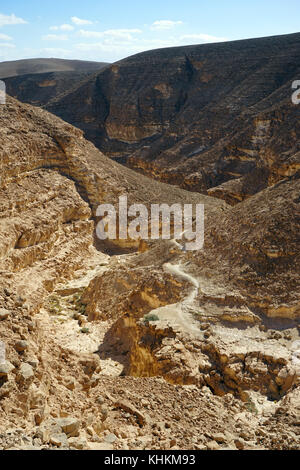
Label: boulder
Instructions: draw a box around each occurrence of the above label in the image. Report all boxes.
[55,417,80,437]
[0,361,15,378]
[64,376,76,391]
[0,309,10,320]
[104,433,117,444]
[14,340,28,353]
[68,437,88,450]
[18,363,34,382]
[50,433,69,448]
[114,399,148,427]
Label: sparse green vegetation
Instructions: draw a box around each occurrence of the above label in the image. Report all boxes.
[71,289,87,315]
[245,398,258,415]
[80,327,90,334]
[47,295,62,315]
[143,313,160,323]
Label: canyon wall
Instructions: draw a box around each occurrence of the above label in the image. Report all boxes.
[41,33,300,202]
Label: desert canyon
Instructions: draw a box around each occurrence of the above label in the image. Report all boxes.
[0,32,299,451]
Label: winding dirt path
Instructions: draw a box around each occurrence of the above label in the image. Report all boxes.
[145,261,201,336]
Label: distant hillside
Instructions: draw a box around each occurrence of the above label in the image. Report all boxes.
[0,58,108,79]
[4,71,99,107]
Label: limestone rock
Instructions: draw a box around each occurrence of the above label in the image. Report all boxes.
[55,418,80,437]
[0,308,10,320]
[18,363,34,382]
[49,433,69,448]
[14,341,28,353]
[64,376,76,391]
[68,437,88,450]
[104,433,117,444]
[114,400,148,427]
[0,361,15,378]
[206,441,220,450]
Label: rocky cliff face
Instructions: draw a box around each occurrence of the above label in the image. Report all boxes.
[43,32,300,203]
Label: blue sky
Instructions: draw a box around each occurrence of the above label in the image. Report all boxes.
[0,0,299,63]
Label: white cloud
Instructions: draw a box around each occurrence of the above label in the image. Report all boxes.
[71,16,93,25]
[0,42,16,48]
[75,38,178,58]
[74,30,229,63]
[179,34,228,43]
[50,24,74,31]
[0,13,27,27]
[78,28,142,41]
[151,20,183,30]
[42,34,69,41]
[0,33,12,41]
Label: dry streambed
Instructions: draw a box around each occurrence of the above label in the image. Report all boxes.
[41,255,124,376]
